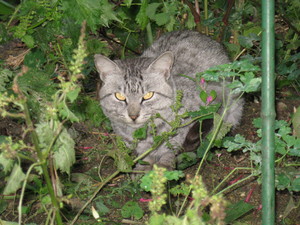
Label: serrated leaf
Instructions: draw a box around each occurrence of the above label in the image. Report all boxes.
[135,0,149,29]
[3,164,26,195]
[225,200,255,223]
[154,13,170,26]
[291,177,300,192]
[140,171,153,192]
[0,153,14,174]
[164,170,185,181]
[121,201,144,220]
[207,113,232,142]
[146,2,161,19]
[95,200,110,216]
[66,87,80,103]
[169,183,190,196]
[58,102,79,122]
[275,173,291,191]
[53,128,75,175]
[133,125,147,140]
[177,152,197,170]
[22,35,35,48]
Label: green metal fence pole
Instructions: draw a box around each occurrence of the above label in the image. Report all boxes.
[261,0,276,224]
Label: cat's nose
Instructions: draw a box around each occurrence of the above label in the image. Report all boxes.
[129,114,139,121]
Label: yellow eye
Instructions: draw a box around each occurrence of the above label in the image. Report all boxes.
[115,92,126,101]
[143,91,154,100]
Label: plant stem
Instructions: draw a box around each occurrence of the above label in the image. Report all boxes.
[211,167,255,195]
[22,100,63,225]
[19,162,42,224]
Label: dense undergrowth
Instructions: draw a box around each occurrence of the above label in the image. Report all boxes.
[0,0,299,224]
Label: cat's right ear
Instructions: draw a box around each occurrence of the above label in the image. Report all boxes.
[94,54,120,81]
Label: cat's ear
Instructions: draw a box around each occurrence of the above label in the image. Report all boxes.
[147,51,174,79]
[94,54,121,81]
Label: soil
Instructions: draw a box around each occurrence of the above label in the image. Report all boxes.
[0,40,300,225]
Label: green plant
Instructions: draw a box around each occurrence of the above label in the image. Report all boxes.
[0,21,88,224]
[223,118,300,192]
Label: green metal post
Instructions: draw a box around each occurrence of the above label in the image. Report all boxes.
[261,0,276,224]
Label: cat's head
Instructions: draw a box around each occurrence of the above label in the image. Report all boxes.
[94,52,175,128]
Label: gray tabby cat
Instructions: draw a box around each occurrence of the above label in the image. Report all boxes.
[94,30,244,172]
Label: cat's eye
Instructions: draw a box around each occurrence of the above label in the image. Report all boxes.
[115,92,126,101]
[143,91,154,100]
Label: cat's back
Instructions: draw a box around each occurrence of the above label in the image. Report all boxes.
[142,30,230,75]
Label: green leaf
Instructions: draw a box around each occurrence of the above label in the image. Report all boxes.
[53,128,75,175]
[140,171,153,192]
[177,152,197,170]
[188,104,220,119]
[135,0,149,29]
[148,213,165,225]
[199,90,208,103]
[154,13,170,26]
[146,2,162,19]
[22,35,35,48]
[133,125,147,140]
[95,200,110,216]
[0,69,14,92]
[121,201,144,220]
[291,177,300,192]
[0,199,8,215]
[164,170,185,181]
[225,200,255,223]
[3,164,26,195]
[0,153,14,174]
[58,102,79,122]
[66,87,80,103]
[276,173,291,191]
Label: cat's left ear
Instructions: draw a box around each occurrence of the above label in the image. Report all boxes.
[147,51,174,80]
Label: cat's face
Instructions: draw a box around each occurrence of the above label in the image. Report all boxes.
[94,52,175,128]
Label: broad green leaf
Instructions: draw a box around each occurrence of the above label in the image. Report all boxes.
[177,152,197,170]
[53,128,75,175]
[148,213,165,225]
[3,164,26,195]
[58,102,79,122]
[0,199,8,215]
[291,177,300,192]
[66,87,80,103]
[154,13,170,26]
[133,125,147,140]
[164,170,184,181]
[0,153,14,174]
[121,201,144,220]
[225,200,254,223]
[22,35,35,48]
[95,200,110,216]
[135,0,149,29]
[276,173,291,191]
[146,2,161,19]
